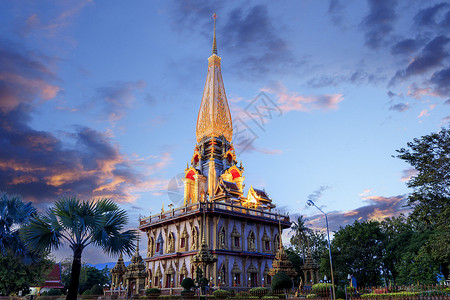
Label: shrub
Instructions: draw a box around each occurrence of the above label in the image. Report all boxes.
[311,283,333,297]
[82,290,91,296]
[271,271,293,291]
[46,289,62,296]
[181,278,196,291]
[261,297,279,300]
[146,288,162,295]
[213,290,230,299]
[236,291,250,298]
[335,289,345,299]
[90,285,104,295]
[37,296,51,300]
[249,287,269,298]
[346,286,356,294]
[111,294,118,299]
[306,294,317,299]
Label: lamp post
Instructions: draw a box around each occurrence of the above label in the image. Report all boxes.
[307,200,335,300]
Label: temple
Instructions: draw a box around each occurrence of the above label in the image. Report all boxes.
[134,17,291,292]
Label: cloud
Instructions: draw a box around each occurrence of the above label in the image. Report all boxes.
[430,67,450,97]
[390,35,450,85]
[414,3,450,28]
[21,1,92,37]
[417,104,436,119]
[95,80,146,123]
[389,102,409,112]
[0,41,167,206]
[0,43,60,112]
[400,168,418,182]
[391,38,421,55]
[221,5,295,78]
[304,194,409,231]
[360,0,397,49]
[263,82,343,113]
[307,186,330,203]
[328,0,346,26]
[307,70,384,88]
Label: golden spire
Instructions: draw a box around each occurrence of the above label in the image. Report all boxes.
[196,14,233,143]
[212,13,217,54]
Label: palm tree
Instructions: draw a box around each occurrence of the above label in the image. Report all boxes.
[290,216,311,263]
[0,192,36,258]
[23,196,136,300]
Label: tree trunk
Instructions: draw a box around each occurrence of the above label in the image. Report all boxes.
[67,246,83,300]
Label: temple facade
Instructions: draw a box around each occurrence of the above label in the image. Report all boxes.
[137,19,290,292]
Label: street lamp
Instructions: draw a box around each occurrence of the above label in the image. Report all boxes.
[307,199,336,300]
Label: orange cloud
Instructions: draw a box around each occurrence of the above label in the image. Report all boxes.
[262,82,343,113]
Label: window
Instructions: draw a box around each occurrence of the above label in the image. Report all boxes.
[180,237,185,248]
[266,275,271,285]
[156,243,160,253]
[265,241,270,251]
[154,277,159,287]
[165,274,171,288]
[234,274,241,285]
[234,237,240,247]
[179,274,184,284]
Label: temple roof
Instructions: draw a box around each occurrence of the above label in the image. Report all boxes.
[196,17,233,143]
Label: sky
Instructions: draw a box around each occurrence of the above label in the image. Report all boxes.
[0,0,449,265]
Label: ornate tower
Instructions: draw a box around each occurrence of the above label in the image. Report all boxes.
[139,15,290,292]
[185,15,241,203]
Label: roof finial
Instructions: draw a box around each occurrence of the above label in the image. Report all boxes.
[212,13,217,55]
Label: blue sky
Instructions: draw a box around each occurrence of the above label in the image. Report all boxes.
[1,0,449,264]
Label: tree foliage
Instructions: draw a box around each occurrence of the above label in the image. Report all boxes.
[271,271,293,291]
[23,196,136,300]
[323,220,384,287]
[396,126,450,278]
[0,193,53,296]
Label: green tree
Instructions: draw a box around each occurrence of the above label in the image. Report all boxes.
[395,126,450,278]
[323,220,384,287]
[271,271,293,297]
[0,251,53,295]
[78,264,110,294]
[285,247,303,286]
[23,196,136,300]
[0,193,53,296]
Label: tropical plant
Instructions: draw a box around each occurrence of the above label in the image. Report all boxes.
[0,193,53,296]
[181,277,195,291]
[23,196,136,300]
[0,192,36,257]
[271,271,293,297]
[290,216,311,262]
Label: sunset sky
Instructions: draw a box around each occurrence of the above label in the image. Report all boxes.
[1,0,449,264]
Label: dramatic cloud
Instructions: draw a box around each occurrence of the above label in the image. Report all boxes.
[0,43,59,112]
[0,42,167,206]
[360,0,397,49]
[263,83,343,113]
[304,194,409,232]
[390,35,450,85]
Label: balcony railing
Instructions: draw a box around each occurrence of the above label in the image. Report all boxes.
[139,201,289,228]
